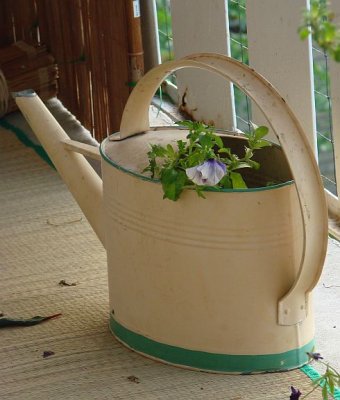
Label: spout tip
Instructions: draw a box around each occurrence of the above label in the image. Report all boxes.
[11,89,37,98]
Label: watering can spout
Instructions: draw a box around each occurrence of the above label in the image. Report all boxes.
[13,90,106,248]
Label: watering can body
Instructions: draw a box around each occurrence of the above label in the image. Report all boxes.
[15,54,328,373]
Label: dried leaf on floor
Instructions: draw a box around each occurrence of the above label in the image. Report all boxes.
[127,375,140,384]
[0,313,62,328]
[58,279,77,287]
[43,351,55,358]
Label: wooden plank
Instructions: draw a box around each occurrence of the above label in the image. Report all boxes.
[247,0,317,153]
[170,0,236,130]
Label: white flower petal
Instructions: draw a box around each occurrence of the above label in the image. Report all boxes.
[185,165,206,185]
[186,160,226,186]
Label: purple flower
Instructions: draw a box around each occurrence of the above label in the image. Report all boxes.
[186,159,226,186]
[290,386,301,399]
[307,352,323,361]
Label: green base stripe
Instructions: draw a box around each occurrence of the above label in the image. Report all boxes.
[300,364,340,399]
[0,119,54,168]
[110,316,314,373]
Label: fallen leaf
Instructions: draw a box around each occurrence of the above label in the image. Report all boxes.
[127,375,140,384]
[0,313,62,328]
[43,351,55,358]
[58,280,77,287]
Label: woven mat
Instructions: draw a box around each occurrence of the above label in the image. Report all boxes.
[0,127,327,399]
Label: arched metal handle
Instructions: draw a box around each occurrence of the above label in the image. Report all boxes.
[118,53,328,325]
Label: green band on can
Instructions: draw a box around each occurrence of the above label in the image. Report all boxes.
[109,315,314,373]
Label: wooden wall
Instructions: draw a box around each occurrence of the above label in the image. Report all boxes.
[0,0,131,142]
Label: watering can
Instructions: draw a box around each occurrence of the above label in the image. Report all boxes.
[14,53,328,373]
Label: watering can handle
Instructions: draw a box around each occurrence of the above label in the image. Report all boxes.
[118,53,328,326]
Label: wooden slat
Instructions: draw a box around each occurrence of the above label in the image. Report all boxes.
[247,0,317,152]
[170,0,236,130]
[0,1,15,47]
[10,0,39,44]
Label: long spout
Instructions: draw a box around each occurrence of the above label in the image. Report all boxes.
[14,90,106,248]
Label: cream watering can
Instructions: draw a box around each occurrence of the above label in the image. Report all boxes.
[14,53,328,373]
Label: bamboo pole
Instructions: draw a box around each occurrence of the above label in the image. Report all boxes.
[126,0,145,89]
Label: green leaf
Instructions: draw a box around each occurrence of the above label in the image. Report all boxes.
[166,144,176,158]
[187,152,204,167]
[333,47,340,62]
[256,139,272,148]
[160,168,187,201]
[150,144,167,157]
[230,172,248,189]
[198,133,213,148]
[328,376,335,394]
[299,26,311,40]
[0,313,62,328]
[218,147,232,155]
[254,126,269,139]
[176,120,194,129]
[247,160,260,170]
[177,140,186,153]
[219,175,232,189]
[234,162,252,170]
[214,135,224,149]
[195,185,206,199]
[322,383,329,399]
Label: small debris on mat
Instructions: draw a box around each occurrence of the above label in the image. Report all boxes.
[58,279,77,287]
[47,217,82,226]
[43,351,55,358]
[127,375,140,384]
[0,313,62,328]
[322,283,340,289]
[0,311,3,317]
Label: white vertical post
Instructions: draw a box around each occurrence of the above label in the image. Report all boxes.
[327,0,340,213]
[246,0,317,153]
[170,0,236,130]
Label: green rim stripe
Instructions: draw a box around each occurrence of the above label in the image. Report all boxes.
[100,138,294,193]
[0,119,54,168]
[300,364,340,399]
[110,316,314,373]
